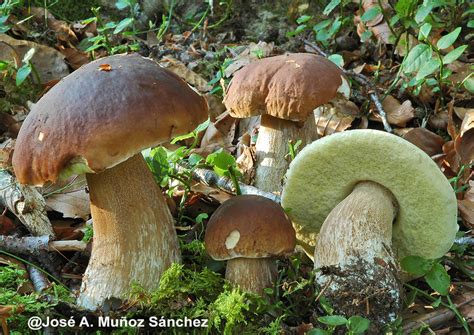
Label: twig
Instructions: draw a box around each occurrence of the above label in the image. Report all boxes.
[304,40,393,133]
[454,237,474,246]
[402,297,474,333]
[175,163,281,203]
[0,235,86,255]
[0,170,55,237]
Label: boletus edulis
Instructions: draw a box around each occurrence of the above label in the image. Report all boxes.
[281,129,458,330]
[12,54,209,310]
[224,53,349,194]
[204,195,296,295]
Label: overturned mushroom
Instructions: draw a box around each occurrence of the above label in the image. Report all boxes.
[281,129,458,329]
[204,195,295,294]
[224,53,348,193]
[12,54,208,310]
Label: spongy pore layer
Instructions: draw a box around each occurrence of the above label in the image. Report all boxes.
[281,129,458,260]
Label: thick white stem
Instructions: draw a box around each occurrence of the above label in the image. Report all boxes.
[254,114,318,194]
[77,154,181,310]
[225,258,277,295]
[314,181,402,330]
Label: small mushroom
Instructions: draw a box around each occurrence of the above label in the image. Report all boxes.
[224,53,348,193]
[281,130,458,328]
[12,54,208,310]
[204,195,296,294]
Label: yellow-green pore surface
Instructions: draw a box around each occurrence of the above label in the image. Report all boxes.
[281,129,458,260]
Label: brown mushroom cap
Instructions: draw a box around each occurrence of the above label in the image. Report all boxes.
[205,195,296,261]
[12,53,208,186]
[223,53,344,122]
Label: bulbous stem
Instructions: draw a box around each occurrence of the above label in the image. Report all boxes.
[314,181,402,331]
[78,154,181,310]
[254,114,319,194]
[225,258,277,295]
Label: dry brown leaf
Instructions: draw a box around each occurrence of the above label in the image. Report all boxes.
[314,98,359,137]
[205,93,226,121]
[353,0,393,44]
[158,56,211,92]
[0,138,15,169]
[57,45,90,70]
[199,111,237,155]
[98,64,112,71]
[371,95,415,127]
[224,41,274,77]
[402,127,445,157]
[189,183,232,204]
[43,176,90,220]
[441,141,460,176]
[236,144,256,185]
[458,199,474,229]
[0,33,69,82]
[429,110,449,130]
[454,110,474,164]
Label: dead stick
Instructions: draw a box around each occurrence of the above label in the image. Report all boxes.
[175,163,281,203]
[0,235,86,255]
[402,297,474,333]
[0,170,54,237]
[304,40,393,133]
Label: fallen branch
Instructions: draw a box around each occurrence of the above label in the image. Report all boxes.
[0,170,54,237]
[402,297,474,333]
[175,163,281,203]
[0,235,86,255]
[304,40,393,133]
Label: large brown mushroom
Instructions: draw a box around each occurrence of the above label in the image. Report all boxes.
[224,53,348,193]
[12,54,208,310]
[204,195,296,295]
[281,130,458,328]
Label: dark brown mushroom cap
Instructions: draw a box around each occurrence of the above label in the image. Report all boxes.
[204,195,296,261]
[223,53,344,122]
[12,53,208,186]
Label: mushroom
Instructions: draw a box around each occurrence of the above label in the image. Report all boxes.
[223,53,348,193]
[204,195,296,294]
[12,54,208,310]
[281,130,458,328]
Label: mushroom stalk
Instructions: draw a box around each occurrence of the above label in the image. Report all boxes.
[254,114,318,193]
[225,258,277,295]
[78,154,181,310]
[314,181,402,329]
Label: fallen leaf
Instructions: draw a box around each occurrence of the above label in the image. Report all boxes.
[98,64,112,71]
[402,127,445,157]
[158,56,211,92]
[0,139,15,169]
[42,175,90,220]
[314,98,359,136]
[458,199,474,229]
[236,144,256,185]
[57,45,90,70]
[224,41,274,77]
[0,33,69,83]
[454,111,474,164]
[371,95,415,127]
[0,214,16,235]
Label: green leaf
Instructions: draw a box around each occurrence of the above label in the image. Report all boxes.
[318,315,348,326]
[323,0,341,16]
[115,0,130,10]
[347,316,371,334]
[436,27,461,50]
[297,15,312,24]
[206,150,236,177]
[415,4,432,23]
[360,30,373,43]
[463,75,474,93]
[401,256,433,276]
[195,213,208,224]
[114,17,133,34]
[81,17,97,25]
[425,263,450,295]
[286,24,307,37]
[313,19,332,31]
[416,58,440,80]
[328,54,344,68]
[402,44,432,73]
[361,6,381,23]
[468,20,474,28]
[15,64,31,86]
[188,153,203,166]
[418,22,431,40]
[442,45,467,64]
[195,118,210,133]
[395,0,415,18]
[307,329,331,335]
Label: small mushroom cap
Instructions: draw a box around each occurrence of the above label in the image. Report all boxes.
[223,53,345,122]
[205,195,296,261]
[13,53,208,186]
[281,129,458,260]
